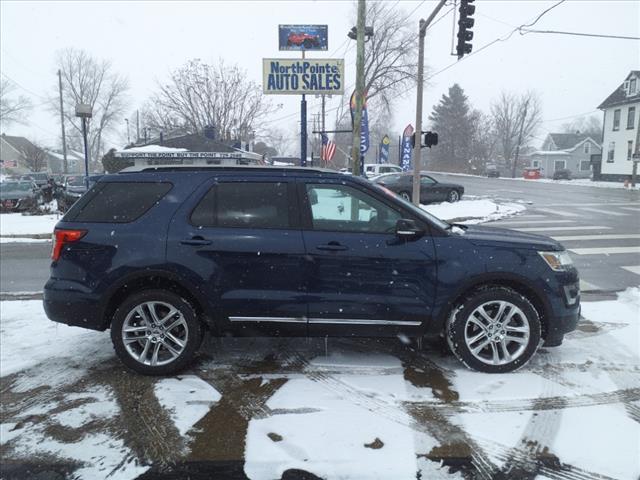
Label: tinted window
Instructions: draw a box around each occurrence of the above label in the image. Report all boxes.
[420,176,436,185]
[69,182,172,223]
[191,182,290,229]
[305,183,401,233]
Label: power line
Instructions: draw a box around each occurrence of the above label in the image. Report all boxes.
[542,110,600,123]
[519,28,640,41]
[1,72,49,102]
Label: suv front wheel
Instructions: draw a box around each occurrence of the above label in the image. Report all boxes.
[110,290,203,375]
[446,287,541,373]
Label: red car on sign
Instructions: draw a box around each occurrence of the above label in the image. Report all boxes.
[287,32,320,48]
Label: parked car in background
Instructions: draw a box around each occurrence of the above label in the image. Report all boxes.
[364,163,403,178]
[0,180,42,211]
[22,172,50,188]
[57,174,103,211]
[553,168,572,180]
[374,172,464,203]
[487,169,500,178]
[44,166,580,375]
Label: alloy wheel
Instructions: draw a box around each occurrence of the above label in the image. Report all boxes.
[463,300,530,366]
[121,301,189,366]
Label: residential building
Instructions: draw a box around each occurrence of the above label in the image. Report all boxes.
[0,134,53,174]
[597,70,639,181]
[528,133,601,179]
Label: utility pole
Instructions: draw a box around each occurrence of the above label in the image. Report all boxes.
[412,0,447,205]
[57,70,68,174]
[512,98,529,179]
[351,0,366,176]
[321,94,326,133]
[632,115,640,187]
[300,51,308,167]
[136,110,140,143]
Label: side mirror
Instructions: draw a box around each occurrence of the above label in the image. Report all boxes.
[395,218,423,238]
[308,189,318,205]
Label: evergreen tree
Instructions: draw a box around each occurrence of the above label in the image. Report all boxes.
[428,84,475,172]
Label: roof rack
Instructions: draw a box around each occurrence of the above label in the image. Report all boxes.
[118,164,336,174]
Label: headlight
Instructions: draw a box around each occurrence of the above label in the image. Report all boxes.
[538,250,573,271]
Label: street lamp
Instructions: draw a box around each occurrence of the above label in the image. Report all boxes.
[75,103,93,187]
[125,118,130,144]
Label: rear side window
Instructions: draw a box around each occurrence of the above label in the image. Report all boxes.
[191,182,290,229]
[68,182,172,223]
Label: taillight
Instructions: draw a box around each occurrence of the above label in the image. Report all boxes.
[51,229,87,261]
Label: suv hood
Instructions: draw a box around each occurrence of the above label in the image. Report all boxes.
[458,224,562,251]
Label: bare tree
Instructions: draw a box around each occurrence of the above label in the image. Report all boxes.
[561,114,603,143]
[0,78,32,126]
[54,48,129,162]
[144,59,273,141]
[21,141,48,172]
[491,90,542,177]
[469,110,498,173]
[361,2,418,115]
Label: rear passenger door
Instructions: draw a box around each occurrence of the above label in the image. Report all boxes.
[166,177,308,336]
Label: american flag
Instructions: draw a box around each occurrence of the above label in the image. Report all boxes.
[320,133,336,164]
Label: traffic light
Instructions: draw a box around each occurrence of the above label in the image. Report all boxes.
[423,131,438,148]
[457,0,475,59]
[410,131,439,148]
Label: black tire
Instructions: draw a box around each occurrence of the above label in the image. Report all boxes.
[303,39,312,49]
[399,191,411,202]
[447,190,460,203]
[446,286,541,373]
[110,289,203,375]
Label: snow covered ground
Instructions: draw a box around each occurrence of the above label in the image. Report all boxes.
[1,290,638,479]
[429,171,639,190]
[0,212,59,238]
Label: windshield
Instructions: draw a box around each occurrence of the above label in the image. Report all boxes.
[0,182,32,192]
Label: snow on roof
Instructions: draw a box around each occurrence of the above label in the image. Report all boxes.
[531,150,571,156]
[272,160,296,166]
[122,145,188,153]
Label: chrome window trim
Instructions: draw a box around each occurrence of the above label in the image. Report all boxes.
[229,317,422,326]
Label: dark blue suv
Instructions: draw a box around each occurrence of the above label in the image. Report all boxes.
[44,166,580,375]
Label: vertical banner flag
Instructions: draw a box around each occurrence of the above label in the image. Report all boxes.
[350,90,370,157]
[321,133,336,164]
[379,135,390,163]
[401,124,414,172]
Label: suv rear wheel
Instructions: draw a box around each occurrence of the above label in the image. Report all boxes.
[110,290,203,375]
[446,286,541,373]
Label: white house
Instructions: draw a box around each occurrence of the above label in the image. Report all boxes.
[598,70,639,180]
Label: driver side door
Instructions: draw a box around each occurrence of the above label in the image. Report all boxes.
[299,180,438,337]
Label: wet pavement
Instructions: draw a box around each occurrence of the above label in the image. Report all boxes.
[1,292,639,480]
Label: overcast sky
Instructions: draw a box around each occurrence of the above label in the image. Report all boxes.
[1,0,638,153]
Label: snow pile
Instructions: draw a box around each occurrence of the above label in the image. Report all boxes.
[0,213,59,237]
[422,198,526,224]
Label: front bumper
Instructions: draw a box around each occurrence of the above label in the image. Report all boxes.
[43,279,106,331]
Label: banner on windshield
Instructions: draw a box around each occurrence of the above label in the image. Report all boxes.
[263,59,344,95]
[279,25,328,51]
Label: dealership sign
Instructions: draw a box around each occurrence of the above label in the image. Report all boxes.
[279,25,328,51]
[263,59,344,95]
